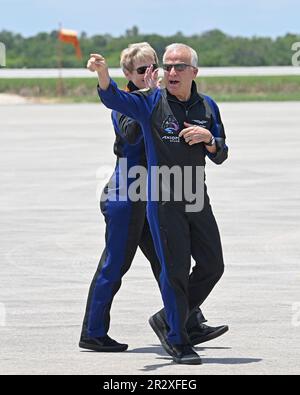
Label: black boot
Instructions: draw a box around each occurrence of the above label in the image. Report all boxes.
[149,313,174,356]
[189,323,229,346]
[79,335,128,352]
[171,344,202,365]
[149,312,202,364]
[150,310,229,349]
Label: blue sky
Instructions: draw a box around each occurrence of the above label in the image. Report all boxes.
[0,0,299,37]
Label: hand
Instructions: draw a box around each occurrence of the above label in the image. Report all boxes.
[144,64,160,89]
[87,53,110,90]
[179,122,212,146]
[87,53,108,73]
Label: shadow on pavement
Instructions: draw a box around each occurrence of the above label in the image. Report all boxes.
[140,357,262,372]
[129,345,262,372]
[201,357,262,365]
[127,345,167,356]
[80,344,262,372]
[128,344,232,355]
[195,346,232,350]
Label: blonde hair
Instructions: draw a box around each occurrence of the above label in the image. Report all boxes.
[120,42,159,72]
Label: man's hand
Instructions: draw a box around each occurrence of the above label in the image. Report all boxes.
[179,122,212,146]
[87,53,110,90]
[144,64,160,89]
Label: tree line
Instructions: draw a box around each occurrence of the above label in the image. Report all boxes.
[0,27,299,68]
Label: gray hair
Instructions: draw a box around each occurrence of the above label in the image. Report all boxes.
[163,43,198,67]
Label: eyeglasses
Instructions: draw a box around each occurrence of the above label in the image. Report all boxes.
[135,64,158,75]
[162,63,196,72]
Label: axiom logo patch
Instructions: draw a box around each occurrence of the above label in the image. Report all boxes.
[162,115,180,135]
[162,135,181,143]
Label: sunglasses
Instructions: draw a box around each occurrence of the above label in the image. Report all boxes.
[135,64,159,75]
[162,63,195,72]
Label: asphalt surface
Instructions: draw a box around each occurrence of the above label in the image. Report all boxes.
[0,102,300,375]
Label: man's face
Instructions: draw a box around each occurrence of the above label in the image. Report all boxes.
[163,48,198,100]
[124,56,156,89]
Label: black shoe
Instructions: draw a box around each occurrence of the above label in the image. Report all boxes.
[79,335,128,352]
[149,313,174,356]
[189,323,229,346]
[171,344,202,365]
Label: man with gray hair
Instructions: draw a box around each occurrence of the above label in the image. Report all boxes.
[87,43,229,365]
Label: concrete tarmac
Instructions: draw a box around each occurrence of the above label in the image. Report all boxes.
[0,102,300,375]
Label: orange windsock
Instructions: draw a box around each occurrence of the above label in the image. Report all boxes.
[58,29,82,59]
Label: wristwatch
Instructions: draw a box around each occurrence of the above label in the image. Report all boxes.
[204,135,215,146]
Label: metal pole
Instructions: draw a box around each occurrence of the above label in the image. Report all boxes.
[56,22,64,96]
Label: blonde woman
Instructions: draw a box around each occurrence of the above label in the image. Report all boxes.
[79,43,161,352]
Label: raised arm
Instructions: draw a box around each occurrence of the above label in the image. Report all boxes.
[87,53,159,123]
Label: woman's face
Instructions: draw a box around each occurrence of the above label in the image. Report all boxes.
[124,56,156,89]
